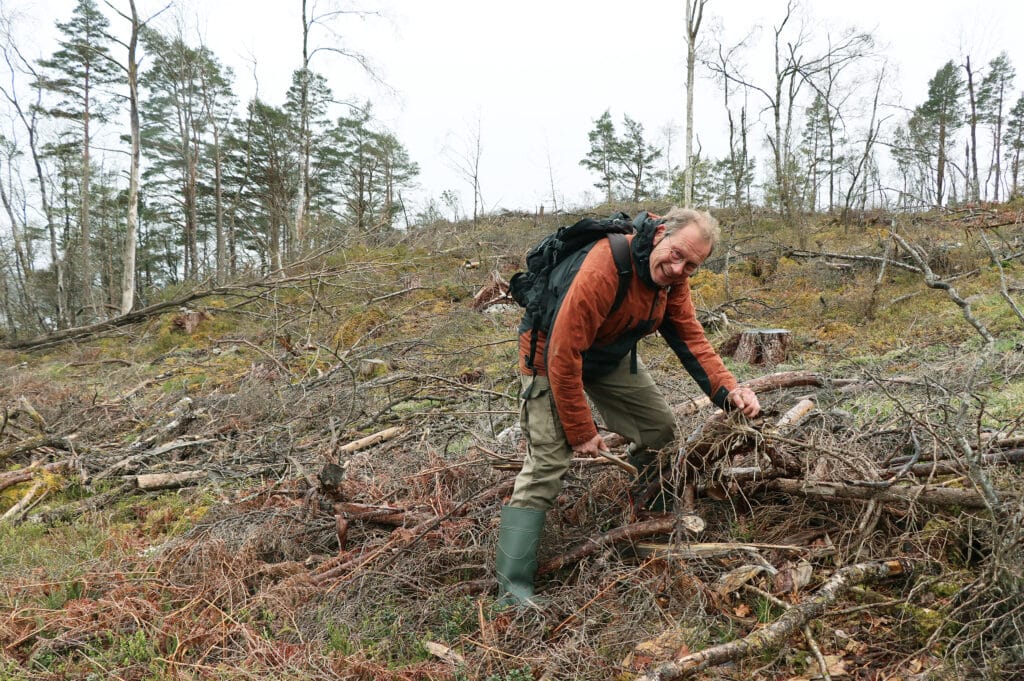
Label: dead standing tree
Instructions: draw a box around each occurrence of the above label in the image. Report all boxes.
[706,1,873,237]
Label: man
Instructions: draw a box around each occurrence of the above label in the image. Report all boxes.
[496,207,761,606]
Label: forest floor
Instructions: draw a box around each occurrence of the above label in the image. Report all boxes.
[1,203,1024,681]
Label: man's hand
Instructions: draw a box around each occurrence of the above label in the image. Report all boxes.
[574,434,637,475]
[573,434,610,457]
[728,386,761,417]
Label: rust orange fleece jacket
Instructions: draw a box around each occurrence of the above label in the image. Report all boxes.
[518,234,739,447]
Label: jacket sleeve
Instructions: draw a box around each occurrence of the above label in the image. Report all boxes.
[660,282,738,409]
[545,247,620,447]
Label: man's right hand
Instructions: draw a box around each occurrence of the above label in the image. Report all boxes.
[572,434,610,457]
[574,434,637,475]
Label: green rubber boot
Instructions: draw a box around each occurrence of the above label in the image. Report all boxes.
[495,505,545,608]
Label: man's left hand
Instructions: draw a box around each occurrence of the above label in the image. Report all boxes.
[728,387,761,417]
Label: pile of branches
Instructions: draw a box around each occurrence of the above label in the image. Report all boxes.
[3,348,1024,679]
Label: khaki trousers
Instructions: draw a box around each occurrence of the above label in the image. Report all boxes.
[509,355,676,511]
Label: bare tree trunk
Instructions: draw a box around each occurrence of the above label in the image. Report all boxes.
[119,0,140,315]
[842,66,885,224]
[965,56,980,202]
[295,1,312,255]
[0,173,35,323]
[211,119,225,282]
[81,72,95,318]
[0,48,68,326]
[936,116,948,207]
[683,0,706,208]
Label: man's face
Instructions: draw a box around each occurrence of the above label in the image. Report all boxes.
[648,223,713,288]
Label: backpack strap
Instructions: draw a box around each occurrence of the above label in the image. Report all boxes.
[607,232,639,374]
[607,233,632,316]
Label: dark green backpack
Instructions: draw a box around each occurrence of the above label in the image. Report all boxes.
[509,212,650,374]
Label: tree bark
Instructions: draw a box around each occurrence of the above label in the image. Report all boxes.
[732,329,791,365]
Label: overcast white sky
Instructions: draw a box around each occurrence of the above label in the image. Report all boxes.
[14,0,1024,215]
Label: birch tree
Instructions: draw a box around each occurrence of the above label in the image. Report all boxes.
[0,27,67,328]
[294,0,385,252]
[683,0,707,207]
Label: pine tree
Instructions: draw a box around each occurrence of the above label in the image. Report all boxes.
[140,28,233,281]
[284,69,334,247]
[36,0,123,319]
[799,93,830,212]
[224,99,298,273]
[375,132,419,232]
[331,104,378,234]
[916,61,965,207]
[977,52,1016,201]
[1005,94,1024,199]
[579,110,618,204]
[615,115,663,202]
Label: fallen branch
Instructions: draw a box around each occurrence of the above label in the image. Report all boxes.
[16,397,48,430]
[637,559,909,680]
[539,516,704,575]
[0,462,68,493]
[784,247,923,273]
[334,502,431,526]
[765,478,996,509]
[91,438,216,482]
[1,480,44,522]
[0,469,33,492]
[633,542,817,561]
[674,372,853,417]
[1,259,348,351]
[134,470,207,491]
[767,398,816,435]
[884,449,1024,478]
[27,482,136,526]
[889,230,994,343]
[0,435,74,463]
[339,426,405,454]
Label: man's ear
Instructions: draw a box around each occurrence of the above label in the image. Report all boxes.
[652,223,667,243]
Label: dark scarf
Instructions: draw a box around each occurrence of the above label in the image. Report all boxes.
[631,217,661,289]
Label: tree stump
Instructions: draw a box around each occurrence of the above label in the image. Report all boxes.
[732,328,791,365]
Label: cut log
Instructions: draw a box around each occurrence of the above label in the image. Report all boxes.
[0,481,44,521]
[732,328,791,365]
[339,426,404,453]
[135,470,207,491]
[769,398,816,435]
